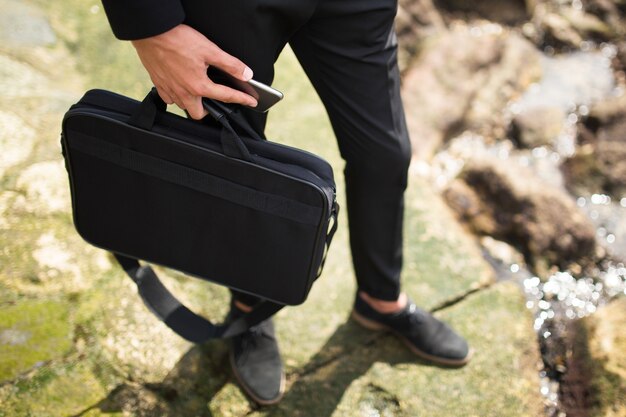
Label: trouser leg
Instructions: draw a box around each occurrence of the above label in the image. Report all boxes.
[289,0,411,301]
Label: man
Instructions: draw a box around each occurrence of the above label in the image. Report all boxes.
[101,0,472,405]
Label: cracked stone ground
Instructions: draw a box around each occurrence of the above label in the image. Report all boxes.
[0,1,543,416]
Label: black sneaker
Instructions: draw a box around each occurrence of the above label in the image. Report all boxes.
[351,295,473,366]
[227,308,285,405]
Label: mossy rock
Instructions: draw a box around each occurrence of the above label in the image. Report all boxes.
[562,297,626,417]
[0,359,111,417]
[0,299,72,382]
[71,269,217,383]
[251,281,543,417]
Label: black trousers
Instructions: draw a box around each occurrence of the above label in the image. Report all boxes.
[183,0,412,304]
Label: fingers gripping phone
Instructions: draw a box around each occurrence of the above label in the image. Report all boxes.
[207,67,283,113]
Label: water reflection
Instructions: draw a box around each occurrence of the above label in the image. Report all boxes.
[514,49,616,113]
[505,261,626,415]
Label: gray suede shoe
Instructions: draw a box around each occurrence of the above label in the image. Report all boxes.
[351,295,473,366]
[227,308,285,405]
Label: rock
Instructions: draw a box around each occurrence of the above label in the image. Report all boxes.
[0,300,72,382]
[0,111,36,177]
[0,360,108,417]
[0,0,56,47]
[402,27,541,159]
[614,41,626,84]
[16,160,71,214]
[585,0,626,40]
[443,179,496,233]
[540,11,585,47]
[253,282,544,417]
[0,54,51,98]
[31,232,87,289]
[443,157,598,271]
[77,274,205,383]
[480,236,526,267]
[562,94,626,197]
[396,0,445,71]
[561,7,616,39]
[531,1,624,47]
[0,328,31,345]
[510,106,565,148]
[561,297,626,417]
[433,0,529,24]
[585,93,626,124]
[0,5,524,414]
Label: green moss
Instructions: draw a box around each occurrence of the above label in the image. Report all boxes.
[0,208,106,300]
[402,176,494,309]
[0,300,72,382]
[208,383,253,417]
[0,212,43,293]
[0,359,108,417]
[582,297,626,417]
[0,281,18,306]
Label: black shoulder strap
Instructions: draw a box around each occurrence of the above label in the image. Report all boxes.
[114,254,284,343]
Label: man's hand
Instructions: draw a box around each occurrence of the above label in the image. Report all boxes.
[131,24,257,120]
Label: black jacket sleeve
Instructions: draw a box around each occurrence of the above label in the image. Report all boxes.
[101,0,186,40]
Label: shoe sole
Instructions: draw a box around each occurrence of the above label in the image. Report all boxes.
[351,310,474,366]
[229,348,286,406]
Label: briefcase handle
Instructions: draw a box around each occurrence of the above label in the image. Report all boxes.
[129,88,261,162]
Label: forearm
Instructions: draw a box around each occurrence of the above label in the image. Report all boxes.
[100,0,185,40]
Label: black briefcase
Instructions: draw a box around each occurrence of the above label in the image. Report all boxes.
[61,88,338,342]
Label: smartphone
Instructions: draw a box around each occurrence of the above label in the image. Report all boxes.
[207,67,284,113]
